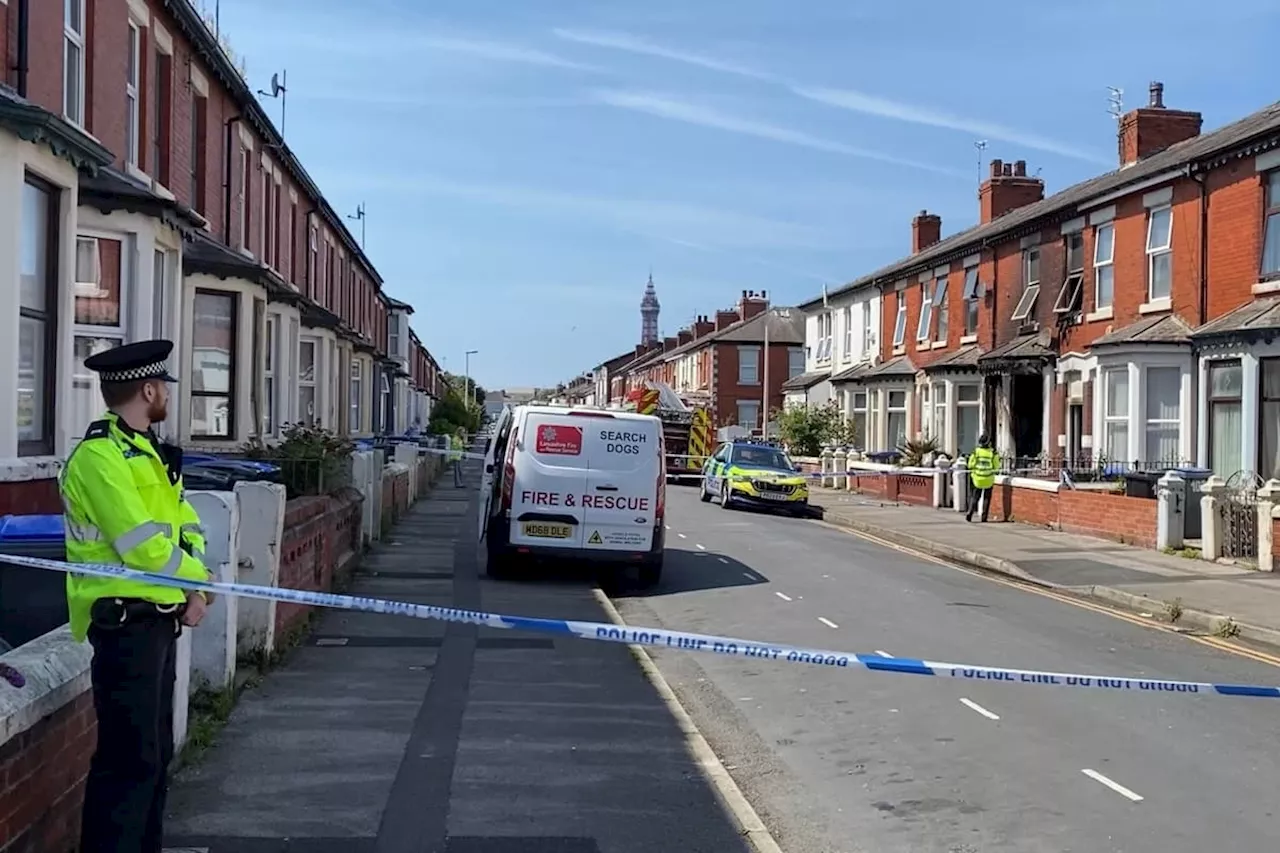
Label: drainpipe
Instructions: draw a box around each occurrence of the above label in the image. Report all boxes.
[15,0,30,97]
[223,115,242,244]
[1191,166,1209,326]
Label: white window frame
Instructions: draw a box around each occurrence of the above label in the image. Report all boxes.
[850,390,869,449]
[1143,365,1181,464]
[72,232,131,442]
[932,274,949,343]
[860,300,872,358]
[1146,205,1173,302]
[1054,232,1085,314]
[1093,223,1115,310]
[955,383,981,454]
[261,164,272,267]
[389,313,401,356]
[263,315,277,437]
[1103,367,1130,461]
[349,358,363,433]
[892,299,907,347]
[125,21,141,166]
[736,400,761,431]
[1011,246,1040,322]
[787,346,804,379]
[738,345,760,384]
[961,266,980,335]
[63,0,86,126]
[238,146,251,251]
[916,281,933,341]
[886,389,908,450]
[380,371,392,433]
[931,382,947,444]
[843,305,853,361]
[1263,171,1280,279]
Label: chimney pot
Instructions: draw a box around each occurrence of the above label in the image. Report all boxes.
[1149,81,1164,108]
[990,159,1003,178]
[1013,159,1027,177]
[1002,163,1013,176]
[761,290,767,299]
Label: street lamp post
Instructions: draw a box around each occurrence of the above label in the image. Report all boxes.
[464,349,479,413]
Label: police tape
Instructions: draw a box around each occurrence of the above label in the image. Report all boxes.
[2,551,1277,700]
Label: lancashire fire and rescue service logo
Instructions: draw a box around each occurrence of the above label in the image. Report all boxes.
[535,424,583,455]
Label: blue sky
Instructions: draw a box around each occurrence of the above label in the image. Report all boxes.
[216,0,1279,390]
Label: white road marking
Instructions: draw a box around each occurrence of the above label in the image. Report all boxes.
[959,697,1001,720]
[696,543,707,550]
[775,592,793,602]
[677,533,687,539]
[719,557,731,564]
[874,650,893,658]
[1081,769,1144,802]
[742,572,756,580]
[665,524,671,530]
[818,617,839,629]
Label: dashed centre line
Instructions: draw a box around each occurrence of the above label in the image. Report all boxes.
[677,533,687,539]
[696,543,707,550]
[719,557,731,564]
[817,617,839,629]
[874,650,893,658]
[775,592,793,602]
[1081,769,1144,802]
[959,698,1001,721]
[742,571,756,580]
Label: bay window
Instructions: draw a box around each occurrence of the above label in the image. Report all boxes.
[350,359,363,433]
[850,391,868,449]
[191,291,237,438]
[955,384,981,455]
[1261,359,1280,481]
[19,176,60,456]
[72,236,126,437]
[1143,366,1180,464]
[886,389,907,451]
[932,383,947,447]
[263,316,277,436]
[1103,368,1129,461]
[1207,360,1242,477]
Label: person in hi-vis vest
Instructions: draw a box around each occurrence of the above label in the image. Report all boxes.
[61,339,212,853]
[966,434,1000,523]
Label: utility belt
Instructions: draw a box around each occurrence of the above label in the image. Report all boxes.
[89,597,184,630]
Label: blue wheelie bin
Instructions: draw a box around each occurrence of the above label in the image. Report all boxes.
[0,515,70,649]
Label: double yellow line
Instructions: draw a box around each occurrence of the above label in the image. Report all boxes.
[824,520,1280,671]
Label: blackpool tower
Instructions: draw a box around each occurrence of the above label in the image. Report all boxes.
[640,274,660,346]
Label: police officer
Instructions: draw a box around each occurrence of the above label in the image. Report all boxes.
[966,433,1000,523]
[62,340,213,852]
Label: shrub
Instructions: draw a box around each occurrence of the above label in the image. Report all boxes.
[243,422,355,497]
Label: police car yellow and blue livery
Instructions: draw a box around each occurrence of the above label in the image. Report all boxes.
[700,440,809,514]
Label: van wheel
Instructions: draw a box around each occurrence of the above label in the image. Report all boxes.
[485,546,517,580]
[637,554,664,588]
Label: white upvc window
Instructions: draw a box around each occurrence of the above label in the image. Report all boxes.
[1054,231,1085,314]
[738,345,760,384]
[962,266,980,335]
[787,346,804,379]
[238,146,251,250]
[389,313,401,356]
[860,300,872,357]
[1144,365,1181,463]
[916,281,933,341]
[931,382,947,445]
[1146,205,1173,301]
[72,234,129,440]
[1103,368,1129,461]
[932,274,949,342]
[886,389,907,450]
[892,299,907,347]
[955,383,981,454]
[380,372,392,432]
[849,390,868,449]
[736,400,761,431]
[843,305,853,360]
[1263,171,1280,279]
[1094,223,1115,309]
[263,315,277,437]
[125,22,141,166]
[815,312,833,362]
[1011,246,1040,321]
[63,0,86,126]
[349,358,363,433]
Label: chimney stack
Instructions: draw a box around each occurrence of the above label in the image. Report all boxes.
[1117,81,1201,168]
[979,158,1045,224]
[677,328,693,346]
[694,314,716,338]
[715,309,738,331]
[662,335,678,353]
[911,209,942,254]
[737,289,770,322]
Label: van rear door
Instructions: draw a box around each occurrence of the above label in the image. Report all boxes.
[580,415,659,553]
[509,412,589,549]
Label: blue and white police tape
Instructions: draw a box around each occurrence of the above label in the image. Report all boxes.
[2,551,1278,700]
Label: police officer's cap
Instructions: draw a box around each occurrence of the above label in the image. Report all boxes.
[84,339,178,384]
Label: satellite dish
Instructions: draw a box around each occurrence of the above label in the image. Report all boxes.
[270,72,285,97]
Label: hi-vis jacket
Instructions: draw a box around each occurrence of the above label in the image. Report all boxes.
[61,413,211,642]
[447,434,464,463]
[967,446,1000,490]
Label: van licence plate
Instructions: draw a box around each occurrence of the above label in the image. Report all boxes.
[522,522,574,539]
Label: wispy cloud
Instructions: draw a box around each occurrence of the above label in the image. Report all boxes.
[294,90,589,109]
[589,90,968,178]
[271,29,599,71]
[321,174,838,250]
[792,87,1112,166]
[412,34,600,71]
[553,28,777,81]
[553,27,1106,165]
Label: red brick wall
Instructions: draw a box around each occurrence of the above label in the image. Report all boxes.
[0,479,61,516]
[0,692,95,852]
[1058,489,1158,548]
[846,471,896,501]
[989,482,1059,526]
[897,473,932,506]
[275,493,362,638]
[1205,159,1267,321]
[712,342,794,426]
[1273,517,1279,560]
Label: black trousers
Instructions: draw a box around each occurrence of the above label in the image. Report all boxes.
[80,606,179,853]
[967,484,992,522]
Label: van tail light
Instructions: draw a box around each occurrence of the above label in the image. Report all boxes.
[655,433,666,523]
[500,427,518,512]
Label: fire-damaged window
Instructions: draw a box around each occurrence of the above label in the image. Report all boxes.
[1054,231,1085,314]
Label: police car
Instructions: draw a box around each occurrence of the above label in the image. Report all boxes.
[700,439,810,515]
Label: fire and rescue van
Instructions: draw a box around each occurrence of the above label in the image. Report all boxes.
[480,405,666,586]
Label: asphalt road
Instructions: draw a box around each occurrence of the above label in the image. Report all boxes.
[610,486,1280,853]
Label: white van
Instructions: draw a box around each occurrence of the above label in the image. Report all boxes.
[481,405,666,586]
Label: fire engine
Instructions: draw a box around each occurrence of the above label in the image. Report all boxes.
[620,381,713,482]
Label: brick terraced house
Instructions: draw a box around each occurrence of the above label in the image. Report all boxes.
[799,82,1280,485]
[0,0,444,514]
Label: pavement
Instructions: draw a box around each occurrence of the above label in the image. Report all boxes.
[162,458,752,853]
[612,486,1280,852]
[808,486,1280,650]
